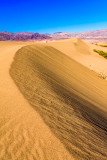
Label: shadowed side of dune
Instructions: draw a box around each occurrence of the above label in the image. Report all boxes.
[10,45,107,160]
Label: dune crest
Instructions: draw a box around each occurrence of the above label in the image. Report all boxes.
[48,38,90,58]
[0,42,73,160]
[10,44,107,160]
[48,38,107,77]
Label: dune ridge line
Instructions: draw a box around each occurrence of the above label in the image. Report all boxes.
[9,43,107,160]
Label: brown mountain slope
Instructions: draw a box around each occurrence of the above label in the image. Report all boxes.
[1,28,107,42]
[51,29,107,39]
[0,31,51,41]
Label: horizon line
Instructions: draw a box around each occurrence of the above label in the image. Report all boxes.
[0,28,107,34]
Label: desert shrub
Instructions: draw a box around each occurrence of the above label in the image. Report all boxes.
[93,49,107,59]
[94,44,107,47]
[100,45,107,47]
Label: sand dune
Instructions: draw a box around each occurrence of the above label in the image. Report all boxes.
[49,39,107,77]
[0,42,73,160]
[48,38,90,58]
[9,43,107,160]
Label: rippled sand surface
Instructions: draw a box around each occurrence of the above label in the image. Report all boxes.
[0,39,107,160]
[0,41,73,160]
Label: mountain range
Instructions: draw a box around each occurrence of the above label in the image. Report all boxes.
[0,31,50,41]
[0,29,107,42]
[51,29,107,39]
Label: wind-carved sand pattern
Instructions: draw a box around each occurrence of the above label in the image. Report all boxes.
[10,44,107,160]
[0,42,73,160]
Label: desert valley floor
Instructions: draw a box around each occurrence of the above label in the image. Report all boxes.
[0,39,107,160]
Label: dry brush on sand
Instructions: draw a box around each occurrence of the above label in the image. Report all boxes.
[10,44,107,160]
[93,49,107,59]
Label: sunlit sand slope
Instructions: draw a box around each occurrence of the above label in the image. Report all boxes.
[0,42,72,160]
[49,39,107,76]
[48,38,90,57]
[10,44,107,160]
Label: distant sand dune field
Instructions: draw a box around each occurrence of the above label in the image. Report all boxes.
[9,43,107,160]
[49,39,107,76]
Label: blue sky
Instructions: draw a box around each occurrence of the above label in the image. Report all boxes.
[0,0,107,33]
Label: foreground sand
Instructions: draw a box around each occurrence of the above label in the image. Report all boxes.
[0,41,73,160]
[0,39,107,160]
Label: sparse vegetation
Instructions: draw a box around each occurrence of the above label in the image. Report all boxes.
[94,43,107,47]
[100,45,107,47]
[93,49,107,59]
[98,72,107,80]
[10,44,107,160]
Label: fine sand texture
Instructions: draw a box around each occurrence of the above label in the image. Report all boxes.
[0,41,73,160]
[9,42,107,160]
[48,38,107,77]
